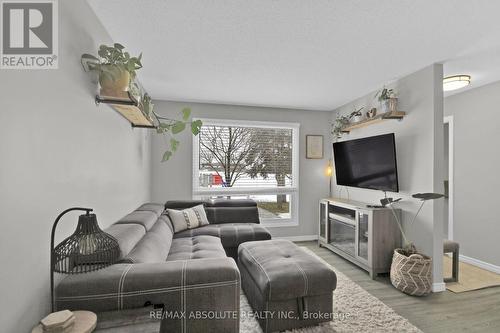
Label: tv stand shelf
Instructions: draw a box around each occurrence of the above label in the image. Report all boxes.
[319,197,402,279]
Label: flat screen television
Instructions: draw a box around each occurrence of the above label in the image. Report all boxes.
[333,133,399,192]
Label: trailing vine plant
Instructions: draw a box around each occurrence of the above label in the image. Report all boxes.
[141,94,202,162]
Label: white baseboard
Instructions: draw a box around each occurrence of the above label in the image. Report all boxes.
[274,235,318,242]
[432,282,446,293]
[458,254,500,274]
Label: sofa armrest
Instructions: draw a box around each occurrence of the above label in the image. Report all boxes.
[56,258,240,332]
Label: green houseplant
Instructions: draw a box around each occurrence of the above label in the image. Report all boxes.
[331,114,350,139]
[81,43,202,162]
[374,87,398,113]
[350,106,364,123]
[331,107,365,139]
[388,193,444,296]
[81,43,143,94]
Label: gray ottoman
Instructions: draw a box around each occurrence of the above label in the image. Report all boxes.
[238,240,337,333]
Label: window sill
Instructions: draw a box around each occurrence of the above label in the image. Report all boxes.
[261,220,299,228]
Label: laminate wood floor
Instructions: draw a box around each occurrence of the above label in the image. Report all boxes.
[298,241,500,333]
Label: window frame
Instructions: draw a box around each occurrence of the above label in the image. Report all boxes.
[192,118,300,227]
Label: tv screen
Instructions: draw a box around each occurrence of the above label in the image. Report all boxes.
[333,133,399,192]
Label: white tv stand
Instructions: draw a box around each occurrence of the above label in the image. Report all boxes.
[319,197,402,279]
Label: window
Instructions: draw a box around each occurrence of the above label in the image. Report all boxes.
[193,118,299,226]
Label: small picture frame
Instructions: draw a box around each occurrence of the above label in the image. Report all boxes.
[306,135,324,159]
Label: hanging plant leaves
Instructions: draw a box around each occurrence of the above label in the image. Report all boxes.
[171,121,186,134]
[191,119,202,135]
[162,150,173,162]
[170,138,180,152]
[182,108,191,121]
[137,53,143,67]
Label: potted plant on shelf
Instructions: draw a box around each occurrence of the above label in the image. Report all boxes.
[350,106,365,123]
[81,43,202,162]
[81,43,143,95]
[331,114,350,139]
[388,193,444,296]
[375,87,398,113]
[331,107,365,139]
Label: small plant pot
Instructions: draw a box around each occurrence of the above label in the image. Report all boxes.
[99,65,130,94]
[388,97,398,112]
[390,248,432,296]
[380,98,398,113]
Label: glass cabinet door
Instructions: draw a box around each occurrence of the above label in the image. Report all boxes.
[329,219,356,256]
[357,212,369,261]
[319,201,327,242]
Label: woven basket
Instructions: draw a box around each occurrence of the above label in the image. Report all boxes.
[390,249,432,296]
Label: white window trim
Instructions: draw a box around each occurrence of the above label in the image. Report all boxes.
[192,118,300,226]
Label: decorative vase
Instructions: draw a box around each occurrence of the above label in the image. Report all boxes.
[380,98,398,113]
[388,97,398,113]
[99,65,130,95]
[390,249,432,296]
[366,108,377,118]
[380,99,390,113]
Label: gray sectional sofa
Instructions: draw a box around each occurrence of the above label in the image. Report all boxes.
[55,199,271,333]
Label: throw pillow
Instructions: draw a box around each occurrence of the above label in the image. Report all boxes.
[166,204,209,233]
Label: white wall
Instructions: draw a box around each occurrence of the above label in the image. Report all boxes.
[445,80,500,267]
[150,101,331,238]
[0,2,151,332]
[331,64,445,285]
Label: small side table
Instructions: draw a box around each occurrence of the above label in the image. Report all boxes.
[32,311,97,333]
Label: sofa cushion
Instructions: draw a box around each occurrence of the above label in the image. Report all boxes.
[165,199,260,225]
[208,199,257,208]
[136,203,165,217]
[115,210,158,232]
[165,200,206,210]
[166,205,210,233]
[104,224,146,260]
[166,235,227,261]
[205,199,260,224]
[238,239,337,301]
[173,223,271,248]
[55,258,240,317]
[121,220,173,263]
[158,213,174,233]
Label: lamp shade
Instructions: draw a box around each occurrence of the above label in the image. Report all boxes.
[326,160,333,177]
[53,213,120,274]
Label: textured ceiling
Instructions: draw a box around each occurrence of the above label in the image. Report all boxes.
[87,0,500,110]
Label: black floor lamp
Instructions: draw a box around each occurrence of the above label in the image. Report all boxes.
[50,207,120,312]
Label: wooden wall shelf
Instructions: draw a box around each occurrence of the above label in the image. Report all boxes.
[342,111,405,133]
[95,91,156,128]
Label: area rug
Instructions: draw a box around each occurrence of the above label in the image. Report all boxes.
[443,255,500,293]
[239,247,421,333]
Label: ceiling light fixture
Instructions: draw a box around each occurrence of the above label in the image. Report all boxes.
[443,75,471,92]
